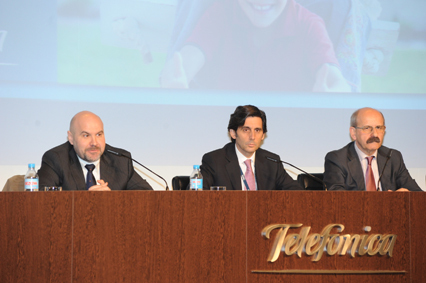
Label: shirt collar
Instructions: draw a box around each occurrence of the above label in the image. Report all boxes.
[354,142,377,162]
[235,144,256,166]
[78,156,100,170]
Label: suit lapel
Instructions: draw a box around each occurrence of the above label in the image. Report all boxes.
[377,147,391,190]
[254,149,267,191]
[68,147,86,190]
[348,143,365,191]
[225,144,243,190]
[100,152,115,187]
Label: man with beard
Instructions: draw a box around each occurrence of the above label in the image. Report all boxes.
[200,105,302,191]
[324,107,421,191]
[37,111,152,191]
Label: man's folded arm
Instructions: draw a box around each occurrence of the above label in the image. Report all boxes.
[200,154,215,190]
[126,164,153,190]
[324,152,347,191]
[38,151,62,188]
[393,151,422,191]
[273,157,304,191]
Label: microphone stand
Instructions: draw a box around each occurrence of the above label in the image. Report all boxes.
[107,149,169,190]
[266,156,327,191]
[376,149,393,191]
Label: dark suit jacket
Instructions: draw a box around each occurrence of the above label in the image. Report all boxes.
[200,142,302,191]
[37,142,152,191]
[324,142,421,191]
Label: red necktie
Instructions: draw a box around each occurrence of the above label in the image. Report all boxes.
[244,159,256,191]
[365,156,376,191]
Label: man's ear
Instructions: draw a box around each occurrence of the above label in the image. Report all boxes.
[67,131,74,145]
[229,129,237,140]
[349,127,356,141]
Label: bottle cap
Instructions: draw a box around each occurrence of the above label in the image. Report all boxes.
[28,163,35,168]
[193,165,200,169]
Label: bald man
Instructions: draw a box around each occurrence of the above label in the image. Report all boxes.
[324,107,421,192]
[38,111,152,191]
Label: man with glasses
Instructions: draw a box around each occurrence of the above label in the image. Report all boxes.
[324,107,421,191]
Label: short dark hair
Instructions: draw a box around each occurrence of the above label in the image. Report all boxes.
[227,105,267,142]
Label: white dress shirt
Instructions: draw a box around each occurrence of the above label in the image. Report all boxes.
[78,156,101,185]
[234,144,257,191]
[354,143,381,191]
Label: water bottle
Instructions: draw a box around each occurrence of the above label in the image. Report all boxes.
[189,165,203,190]
[24,163,39,191]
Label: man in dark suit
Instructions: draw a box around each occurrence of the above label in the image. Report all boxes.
[38,111,152,191]
[200,105,302,191]
[324,107,421,192]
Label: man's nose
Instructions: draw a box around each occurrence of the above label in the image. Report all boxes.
[90,136,98,146]
[371,127,380,135]
[249,130,255,139]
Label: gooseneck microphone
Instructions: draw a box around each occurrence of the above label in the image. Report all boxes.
[107,149,169,190]
[376,149,393,191]
[266,156,328,191]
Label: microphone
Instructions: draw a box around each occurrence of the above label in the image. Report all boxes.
[266,156,328,191]
[376,149,393,191]
[107,149,169,190]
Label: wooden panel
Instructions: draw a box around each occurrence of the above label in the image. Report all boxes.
[410,192,426,282]
[247,191,410,283]
[72,191,246,283]
[0,192,73,283]
[1,190,423,283]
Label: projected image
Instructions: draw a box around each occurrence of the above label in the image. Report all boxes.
[56,0,174,88]
[160,0,426,93]
[0,2,57,82]
[161,0,351,92]
[1,0,424,94]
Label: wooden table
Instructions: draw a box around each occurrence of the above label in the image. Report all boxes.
[1,191,424,282]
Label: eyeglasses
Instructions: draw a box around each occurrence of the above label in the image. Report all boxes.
[354,125,386,134]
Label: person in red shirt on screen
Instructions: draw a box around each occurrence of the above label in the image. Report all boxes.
[161,0,350,92]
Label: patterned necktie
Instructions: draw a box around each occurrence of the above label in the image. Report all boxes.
[85,164,96,190]
[244,159,256,191]
[365,156,376,191]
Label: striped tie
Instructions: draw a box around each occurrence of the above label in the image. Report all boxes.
[365,156,376,191]
[244,159,256,191]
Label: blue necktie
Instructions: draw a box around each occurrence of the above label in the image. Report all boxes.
[85,164,96,190]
